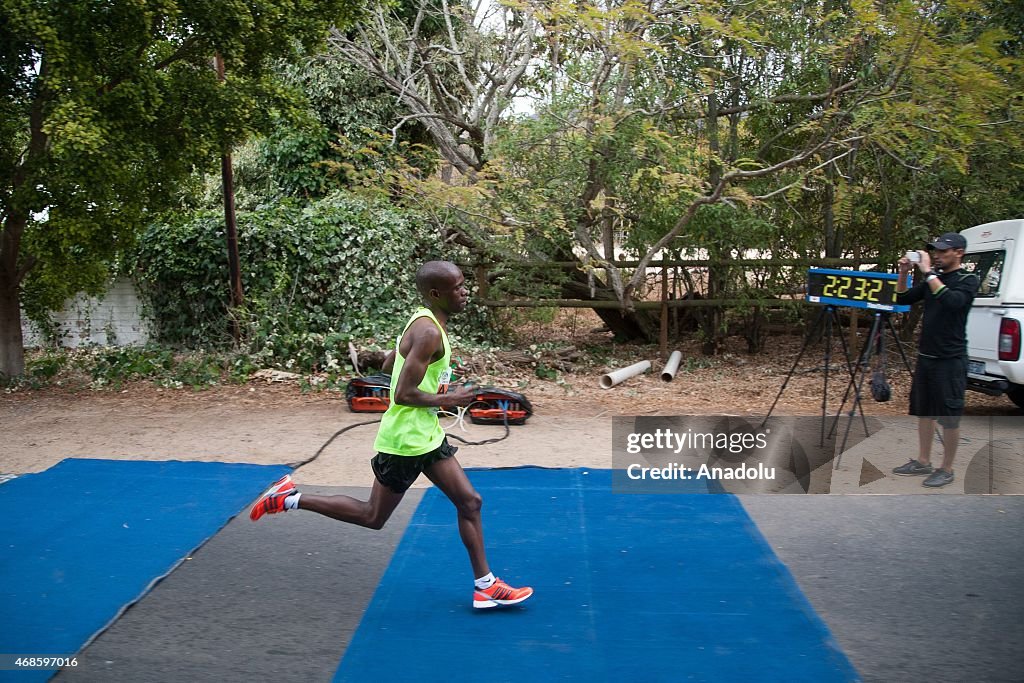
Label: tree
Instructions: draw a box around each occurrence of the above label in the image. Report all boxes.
[216,52,437,204]
[328,0,1020,349]
[326,0,540,178]
[0,0,363,378]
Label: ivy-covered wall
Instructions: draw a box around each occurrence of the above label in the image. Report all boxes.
[21,278,151,348]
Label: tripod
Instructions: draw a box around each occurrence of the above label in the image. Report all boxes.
[831,311,916,463]
[762,305,862,446]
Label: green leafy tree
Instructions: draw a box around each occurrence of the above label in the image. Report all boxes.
[223,54,435,204]
[341,0,1019,350]
[0,0,363,378]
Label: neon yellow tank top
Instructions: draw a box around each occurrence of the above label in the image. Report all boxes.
[373,308,452,456]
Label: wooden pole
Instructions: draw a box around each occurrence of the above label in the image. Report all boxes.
[849,247,861,353]
[660,266,668,359]
[475,263,489,300]
[215,54,243,343]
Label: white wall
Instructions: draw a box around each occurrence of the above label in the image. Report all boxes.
[21,278,152,348]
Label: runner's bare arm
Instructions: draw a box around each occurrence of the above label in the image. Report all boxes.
[394,320,474,407]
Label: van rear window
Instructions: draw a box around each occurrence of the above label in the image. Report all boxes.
[962,250,1005,297]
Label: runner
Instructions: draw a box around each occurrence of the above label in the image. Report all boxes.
[250,260,533,609]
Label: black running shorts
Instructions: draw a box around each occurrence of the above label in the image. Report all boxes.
[908,356,967,429]
[371,439,458,494]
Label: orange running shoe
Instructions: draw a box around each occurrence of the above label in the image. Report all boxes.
[473,578,534,609]
[249,474,297,521]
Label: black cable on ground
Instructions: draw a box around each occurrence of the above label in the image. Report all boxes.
[446,403,511,446]
[286,419,382,470]
[288,401,513,471]
[445,428,509,446]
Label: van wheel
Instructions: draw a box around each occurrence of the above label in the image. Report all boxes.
[1007,384,1024,409]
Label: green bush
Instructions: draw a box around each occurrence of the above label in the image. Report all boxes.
[89,346,175,385]
[7,347,261,391]
[26,351,68,380]
[135,192,487,371]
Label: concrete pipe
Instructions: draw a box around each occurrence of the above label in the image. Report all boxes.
[660,351,683,382]
[600,360,652,389]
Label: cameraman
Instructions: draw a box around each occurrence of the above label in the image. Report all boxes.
[892,232,979,488]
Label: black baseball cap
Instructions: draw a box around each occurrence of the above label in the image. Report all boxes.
[927,232,967,250]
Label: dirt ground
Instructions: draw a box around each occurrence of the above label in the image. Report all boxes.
[2,309,1021,489]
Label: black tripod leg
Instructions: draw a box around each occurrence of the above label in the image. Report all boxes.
[886,315,916,376]
[858,315,881,435]
[837,313,882,462]
[820,308,834,446]
[828,309,871,439]
[762,305,829,429]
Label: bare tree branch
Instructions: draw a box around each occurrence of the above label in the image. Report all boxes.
[624,132,841,301]
[669,79,861,121]
[874,141,926,172]
[753,148,855,200]
[327,0,540,177]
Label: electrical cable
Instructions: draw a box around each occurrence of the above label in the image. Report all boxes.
[439,406,470,433]
[288,399,512,471]
[445,400,511,446]
[286,418,382,470]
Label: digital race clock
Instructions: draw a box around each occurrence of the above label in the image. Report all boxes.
[806,268,910,312]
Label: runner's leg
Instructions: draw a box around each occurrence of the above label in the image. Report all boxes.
[299,479,405,530]
[424,456,489,578]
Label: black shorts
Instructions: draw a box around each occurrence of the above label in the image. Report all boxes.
[909,356,967,428]
[370,439,458,494]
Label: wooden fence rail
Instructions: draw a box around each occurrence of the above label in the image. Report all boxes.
[464,258,882,269]
[471,257,892,357]
[477,298,794,309]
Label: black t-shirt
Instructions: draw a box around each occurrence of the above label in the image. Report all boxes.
[896,268,979,358]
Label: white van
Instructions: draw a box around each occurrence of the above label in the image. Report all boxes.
[960,219,1024,408]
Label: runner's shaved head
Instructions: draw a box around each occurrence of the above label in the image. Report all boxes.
[416,261,461,298]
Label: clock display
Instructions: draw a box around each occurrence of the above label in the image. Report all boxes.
[806,268,910,312]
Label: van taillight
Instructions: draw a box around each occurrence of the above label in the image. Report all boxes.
[999,319,1021,361]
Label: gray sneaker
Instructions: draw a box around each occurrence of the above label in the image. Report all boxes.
[893,459,934,476]
[923,469,955,488]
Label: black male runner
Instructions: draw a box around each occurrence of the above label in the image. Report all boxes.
[250,260,533,608]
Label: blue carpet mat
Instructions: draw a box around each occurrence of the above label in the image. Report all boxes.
[0,458,289,682]
[335,468,858,682]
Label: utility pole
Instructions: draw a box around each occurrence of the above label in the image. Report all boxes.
[215,53,243,343]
